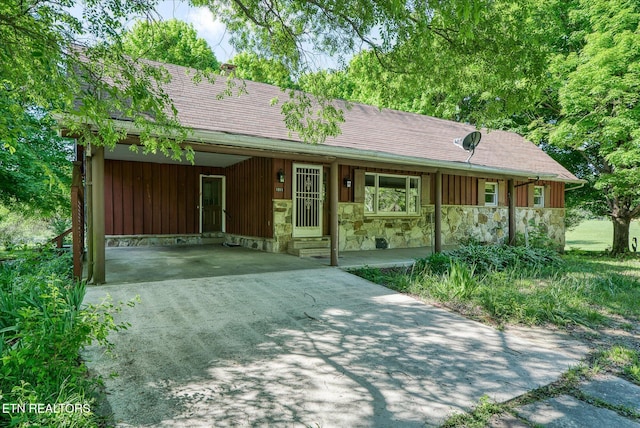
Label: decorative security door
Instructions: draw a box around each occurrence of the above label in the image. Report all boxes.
[292,164,323,237]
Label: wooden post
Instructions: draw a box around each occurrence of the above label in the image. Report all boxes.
[434,171,442,253]
[330,160,339,266]
[92,146,106,284]
[508,178,516,246]
[71,161,84,281]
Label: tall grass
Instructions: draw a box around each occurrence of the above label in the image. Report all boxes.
[353,245,640,328]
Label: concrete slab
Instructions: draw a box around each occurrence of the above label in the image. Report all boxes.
[516,395,640,427]
[83,267,586,427]
[580,375,640,413]
[103,245,325,284]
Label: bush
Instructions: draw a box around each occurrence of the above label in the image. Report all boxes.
[419,243,563,276]
[0,247,130,427]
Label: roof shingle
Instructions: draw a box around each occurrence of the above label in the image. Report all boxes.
[158,62,578,182]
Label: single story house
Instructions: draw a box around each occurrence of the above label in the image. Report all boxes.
[66,61,580,283]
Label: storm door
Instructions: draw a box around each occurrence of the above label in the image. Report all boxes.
[200,175,225,233]
[292,164,323,237]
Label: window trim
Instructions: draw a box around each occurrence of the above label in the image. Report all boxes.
[484,182,498,207]
[533,185,545,208]
[364,172,420,216]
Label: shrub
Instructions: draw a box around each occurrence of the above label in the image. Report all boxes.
[0,247,130,427]
[418,244,563,276]
[420,251,451,275]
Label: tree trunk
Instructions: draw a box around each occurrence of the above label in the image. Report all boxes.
[611,215,631,255]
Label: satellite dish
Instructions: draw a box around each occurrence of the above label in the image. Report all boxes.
[453,131,482,162]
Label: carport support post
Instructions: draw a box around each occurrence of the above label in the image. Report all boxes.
[434,171,442,253]
[92,145,106,284]
[330,160,339,266]
[508,178,516,246]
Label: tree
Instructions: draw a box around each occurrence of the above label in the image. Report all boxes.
[0,105,72,216]
[194,0,553,126]
[229,52,296,88]
[548,0,640,254]
[123,19,220,71]
[1,0,190,160]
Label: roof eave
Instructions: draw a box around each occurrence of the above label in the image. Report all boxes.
[106,121,585,183]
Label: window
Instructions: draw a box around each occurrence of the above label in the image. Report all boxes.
[485,182,498,206]
[365,173,420,215]
[533,185,545,208]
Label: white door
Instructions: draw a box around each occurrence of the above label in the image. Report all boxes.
[292,164,323,237]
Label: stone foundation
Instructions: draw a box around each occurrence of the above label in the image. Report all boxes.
[224,234,277,252]
[440,205,565,247]
[106,234,205,247]
[106,203,564,252]
[335,203,565,251]
[518,207,566,248]
[339,203,434,251]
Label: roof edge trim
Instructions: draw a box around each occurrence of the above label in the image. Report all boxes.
[112,121,584,183]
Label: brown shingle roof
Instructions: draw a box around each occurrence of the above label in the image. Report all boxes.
[159,62,578,182]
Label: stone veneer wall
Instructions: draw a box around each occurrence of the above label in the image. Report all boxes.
[224,234,277,252]
[339,203,434,251]
[106,234,205,247]
[441,205,565,247]
[107,202,564,252]
[335,203,565,251]
[273,199,293,252]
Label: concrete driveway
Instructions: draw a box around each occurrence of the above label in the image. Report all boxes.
[83,265,586,427]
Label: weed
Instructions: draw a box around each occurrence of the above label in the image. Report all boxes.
[353,246,638,328]
[596,346,640,383]
[435,261,478,300]
[441,395,505,428]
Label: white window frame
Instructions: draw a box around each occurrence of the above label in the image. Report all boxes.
[533,185,545,208]
[485,182,498,207]
[364,173,420,216]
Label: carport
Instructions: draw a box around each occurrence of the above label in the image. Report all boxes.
[83,249,587,426]
[99,244,441,285]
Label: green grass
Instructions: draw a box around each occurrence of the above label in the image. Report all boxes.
[353,248,640,328]
[566,219,640,252]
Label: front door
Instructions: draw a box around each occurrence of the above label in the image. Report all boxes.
[201,176,225,233]
[293,164,323,237]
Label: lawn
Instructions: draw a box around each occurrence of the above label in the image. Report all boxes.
[566,219,640,252]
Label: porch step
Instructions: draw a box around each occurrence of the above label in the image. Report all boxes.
[288,237,331,250]
[288,247,331,258]
[288,238,331,258]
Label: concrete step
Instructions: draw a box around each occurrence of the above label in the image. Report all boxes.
[289,238,331,250]
[288,247,331,258]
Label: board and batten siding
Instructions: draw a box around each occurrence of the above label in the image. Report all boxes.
[104,160,224,235]
[344,169,564,208]
[438,175,564,208]
[226,157,274,238]
[104,158,275,238]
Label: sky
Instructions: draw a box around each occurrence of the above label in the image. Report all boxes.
[154,1,236,63]
[153,1,343,69]
[69,0,343,69]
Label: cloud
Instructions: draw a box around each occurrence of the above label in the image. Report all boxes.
[187,7,233,61]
